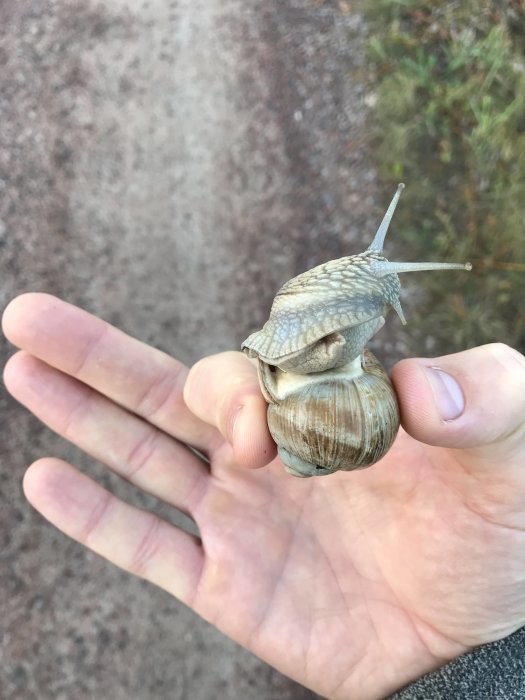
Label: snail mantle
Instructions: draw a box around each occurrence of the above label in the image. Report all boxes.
[242,184,472,478]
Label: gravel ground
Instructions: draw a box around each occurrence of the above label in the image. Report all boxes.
[0,1,382,698]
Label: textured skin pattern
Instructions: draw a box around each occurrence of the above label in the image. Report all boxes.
[242,252,401,362]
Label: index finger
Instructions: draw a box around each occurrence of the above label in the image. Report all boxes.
[184,351,276,468]
[2,293,220,452]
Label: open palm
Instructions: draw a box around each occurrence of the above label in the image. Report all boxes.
[3,294,525,700]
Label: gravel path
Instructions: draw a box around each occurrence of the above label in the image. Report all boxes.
[1,1,379,697]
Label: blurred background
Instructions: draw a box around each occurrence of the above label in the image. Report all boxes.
[1,1,523,698]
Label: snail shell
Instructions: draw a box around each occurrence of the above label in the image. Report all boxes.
[259,349,399,477]
[242,184,471,478]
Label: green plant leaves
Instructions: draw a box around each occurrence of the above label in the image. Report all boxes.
[365,0,525,354]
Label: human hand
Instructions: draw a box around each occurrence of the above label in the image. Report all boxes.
[3,293,525,700]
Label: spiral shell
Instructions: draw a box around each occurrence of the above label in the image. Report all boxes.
[258,349,400,477]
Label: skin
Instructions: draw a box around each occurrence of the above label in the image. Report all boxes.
[3,293,525,700]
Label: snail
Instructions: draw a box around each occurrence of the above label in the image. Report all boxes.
[242,183,472,478]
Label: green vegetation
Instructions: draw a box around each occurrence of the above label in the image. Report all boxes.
[365,0,525,355]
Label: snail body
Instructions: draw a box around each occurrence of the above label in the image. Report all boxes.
[242,184,471,477]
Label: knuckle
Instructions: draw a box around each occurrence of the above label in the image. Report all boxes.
[135,367,175,420]
[72,324,109,377]
[128,516,162,578]
[60,389,93,437]
[81,492,113,546]
[125,429,160,478]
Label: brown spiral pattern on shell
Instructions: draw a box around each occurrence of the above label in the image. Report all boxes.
[264,349,400,473]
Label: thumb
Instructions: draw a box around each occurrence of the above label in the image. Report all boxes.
[392,343,525,465]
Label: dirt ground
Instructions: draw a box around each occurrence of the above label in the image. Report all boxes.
[0,1,382,698]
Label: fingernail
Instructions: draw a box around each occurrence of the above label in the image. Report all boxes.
[425,367,465,420]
